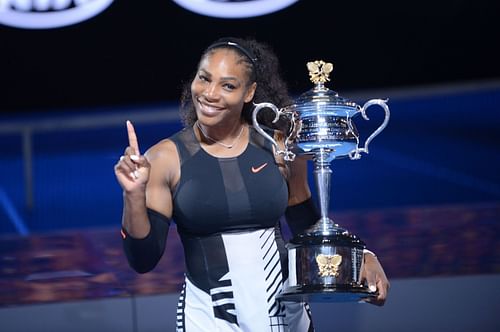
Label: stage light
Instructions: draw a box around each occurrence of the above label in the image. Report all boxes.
[172,0,299,19]
[0,0,114,29]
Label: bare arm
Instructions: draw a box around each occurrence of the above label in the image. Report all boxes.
[114,121,178,273]
[114,121,150,238]
[272,130,312,206]
[114,121,176,238]
[287,155,312,206]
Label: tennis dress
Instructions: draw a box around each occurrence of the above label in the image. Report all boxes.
[169,126,314,332]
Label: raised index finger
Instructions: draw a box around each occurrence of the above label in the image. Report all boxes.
[126,120,140,155]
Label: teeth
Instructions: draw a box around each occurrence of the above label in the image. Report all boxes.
[199,100,222,114]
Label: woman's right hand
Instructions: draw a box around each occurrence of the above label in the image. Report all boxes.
[114,120,151,193]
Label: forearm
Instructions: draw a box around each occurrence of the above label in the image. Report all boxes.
[122,190,150,239]
[121,190,170,273]
[287,156,311,205]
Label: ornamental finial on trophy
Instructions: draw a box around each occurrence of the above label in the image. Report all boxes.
[252,60,391,302]
[307,60,333,85]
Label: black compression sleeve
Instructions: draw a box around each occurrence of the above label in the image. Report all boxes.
[122,208,170,273]
[284,197,321,236]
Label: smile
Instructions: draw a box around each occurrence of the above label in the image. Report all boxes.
[197,98,225,116]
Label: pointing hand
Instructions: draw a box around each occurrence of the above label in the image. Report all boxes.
[114,121,151,193]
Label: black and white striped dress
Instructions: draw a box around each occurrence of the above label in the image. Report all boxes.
[170,127,313,332]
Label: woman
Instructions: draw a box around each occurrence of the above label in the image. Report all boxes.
[114,37,389,331]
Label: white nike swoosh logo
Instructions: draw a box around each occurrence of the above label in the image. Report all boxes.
[251,163,268,173]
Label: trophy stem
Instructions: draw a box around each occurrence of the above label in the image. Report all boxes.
[306,148,346,235]
[314,149,333,223]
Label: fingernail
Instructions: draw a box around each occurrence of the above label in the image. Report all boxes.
[120,156,124,161]
[130,171,138,179]
[133,170,139,179]
[369,285,377,292]
[130,155,139,161]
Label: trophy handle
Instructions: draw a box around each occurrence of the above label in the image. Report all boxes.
[252,102,296,161]
[349,99,390,160]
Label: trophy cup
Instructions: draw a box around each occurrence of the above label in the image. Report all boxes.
[252,60,390,302]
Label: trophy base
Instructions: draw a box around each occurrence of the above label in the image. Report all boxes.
[277,285,376,303]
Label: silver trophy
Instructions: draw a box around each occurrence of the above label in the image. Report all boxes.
[252,60,390,302]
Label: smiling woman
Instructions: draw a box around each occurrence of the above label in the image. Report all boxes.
[113,36,389,331]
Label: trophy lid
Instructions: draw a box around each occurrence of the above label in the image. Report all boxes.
[291,60,358,113]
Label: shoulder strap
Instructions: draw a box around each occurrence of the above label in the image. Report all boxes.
[168,126,200,166]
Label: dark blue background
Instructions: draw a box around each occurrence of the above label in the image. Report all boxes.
[1,85,498,234]
[1,0,499,113]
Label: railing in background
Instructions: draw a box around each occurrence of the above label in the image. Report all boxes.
[0,79,499,235]
[0,105,181,234]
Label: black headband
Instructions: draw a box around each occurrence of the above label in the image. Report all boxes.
[206,40,258,65]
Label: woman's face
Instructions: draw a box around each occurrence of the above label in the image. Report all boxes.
[191,49,256,127]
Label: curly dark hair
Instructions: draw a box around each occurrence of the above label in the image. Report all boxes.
[179,37,293,130]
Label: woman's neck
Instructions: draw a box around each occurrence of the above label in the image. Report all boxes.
[195,120,247,149]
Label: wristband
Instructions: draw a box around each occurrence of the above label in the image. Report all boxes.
[284,197,321,236]
[122,208,170,273]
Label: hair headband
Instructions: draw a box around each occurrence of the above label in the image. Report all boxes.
[206,40,258,65]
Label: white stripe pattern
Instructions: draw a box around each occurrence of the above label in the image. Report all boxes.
[259,228,284,317]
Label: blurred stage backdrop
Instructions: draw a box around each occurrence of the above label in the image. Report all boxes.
[0,1,499,332]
